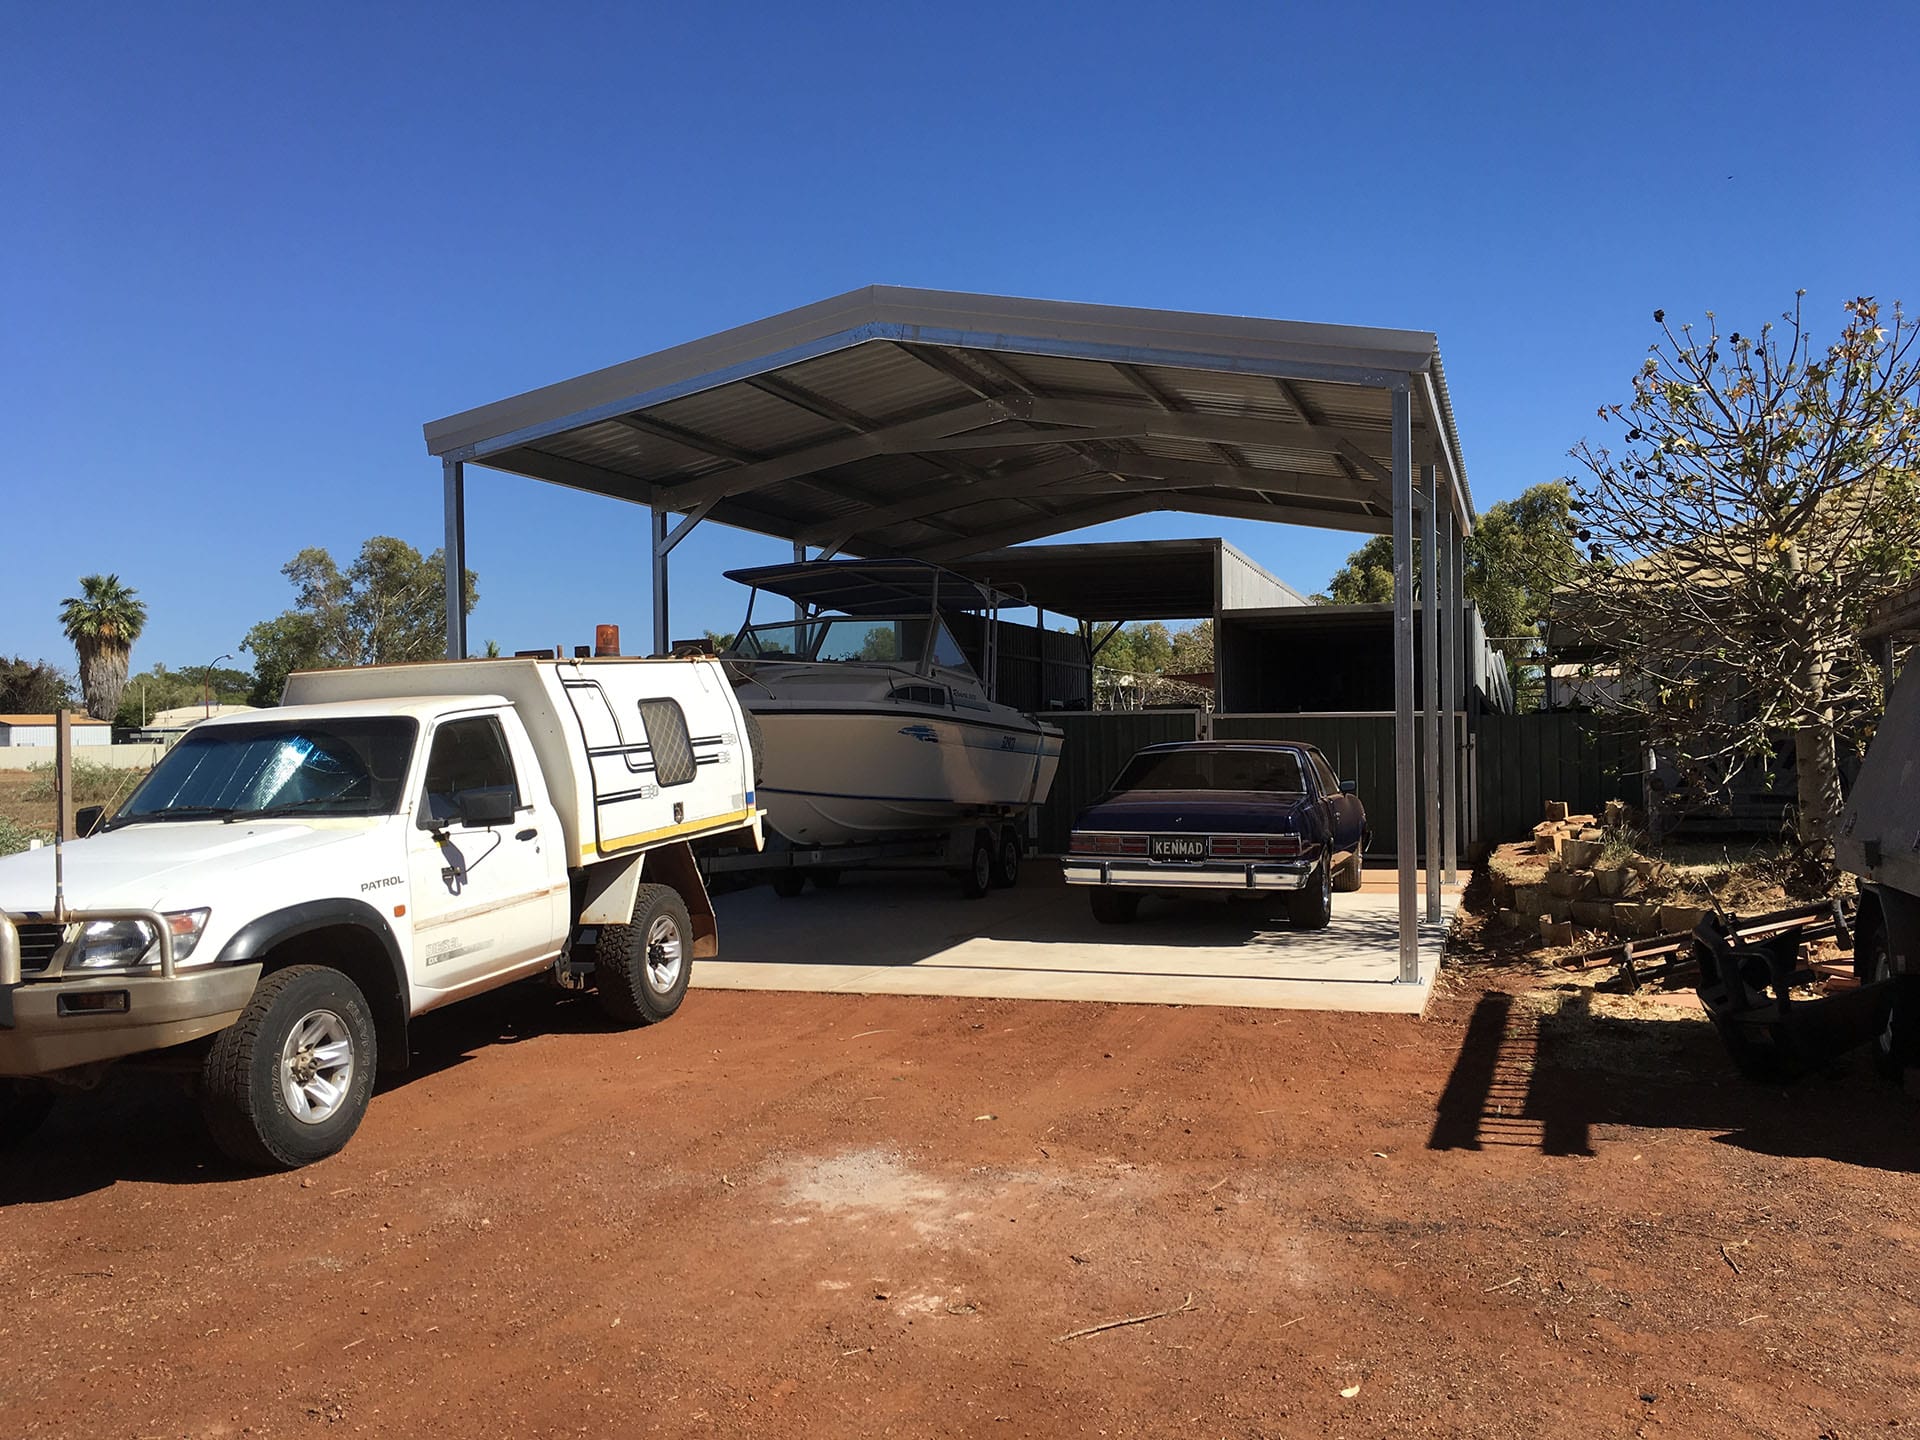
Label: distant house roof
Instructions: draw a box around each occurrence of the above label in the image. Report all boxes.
[149,703,261,728]
[0,713,109,726]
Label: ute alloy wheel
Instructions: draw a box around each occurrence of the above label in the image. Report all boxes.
[595,884,695,1026]
[200,965,378,1172]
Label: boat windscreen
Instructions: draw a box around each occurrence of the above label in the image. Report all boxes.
[728,616,973,671]
[1111,749,1305,795]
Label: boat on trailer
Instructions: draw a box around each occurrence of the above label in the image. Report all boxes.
[720,560,1064,853]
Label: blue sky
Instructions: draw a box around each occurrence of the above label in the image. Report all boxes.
[5,2,1916,676]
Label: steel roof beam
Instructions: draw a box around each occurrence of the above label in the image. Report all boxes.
[656,397,1017,509]
[483,448,659,505]
[906,496,1163,562]
[1069,449,1374,506]
[1013,398,1400,463]
[799,454,1105,547]
[1155,492,1392,535]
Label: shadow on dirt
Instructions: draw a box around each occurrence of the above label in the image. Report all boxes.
[1430,987,1920,1174]
[0,982,629,1204]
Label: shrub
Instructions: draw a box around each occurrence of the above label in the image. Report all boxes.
[0,815,51,858]
[22,759,144,808]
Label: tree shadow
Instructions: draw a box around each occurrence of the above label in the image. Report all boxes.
[1429,987,1920,1174]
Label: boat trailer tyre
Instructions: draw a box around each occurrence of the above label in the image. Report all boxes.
[810,868,842,890]
[594,884,693,1027]
[1287,858,1334,930]
[769,871,807,899]
[1333,849,1364,893]
[1089,889,1141,925]
[199,965,378,1172]
[960,830,994,899]
[990,827,1022,889]
[0,1079,55,1150]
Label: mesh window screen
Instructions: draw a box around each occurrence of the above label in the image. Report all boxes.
[638,698,697,786]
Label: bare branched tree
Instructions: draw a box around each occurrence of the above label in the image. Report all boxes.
[1565,294,1920,864]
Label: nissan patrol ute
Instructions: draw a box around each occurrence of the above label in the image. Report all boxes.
[0,656,763,1170]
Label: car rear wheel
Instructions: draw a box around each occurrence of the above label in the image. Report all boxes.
[1286,857,1333,930]
[1332,849,1365,892]
[1090,889,1140,925]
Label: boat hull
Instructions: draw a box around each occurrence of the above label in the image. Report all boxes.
[747,702,1063,845]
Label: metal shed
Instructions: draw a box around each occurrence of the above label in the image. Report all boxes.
[422,286,1475,985]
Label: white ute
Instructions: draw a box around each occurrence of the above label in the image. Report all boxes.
[0,657,763,1169]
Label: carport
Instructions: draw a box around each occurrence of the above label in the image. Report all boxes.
[422,286,1474,986]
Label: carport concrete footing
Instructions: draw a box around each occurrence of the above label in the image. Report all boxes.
[697,863,1452,1014]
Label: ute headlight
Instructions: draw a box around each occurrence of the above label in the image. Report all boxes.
[68,910,211,970]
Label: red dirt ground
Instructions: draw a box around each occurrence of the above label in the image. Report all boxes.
[3,966,1917,1438]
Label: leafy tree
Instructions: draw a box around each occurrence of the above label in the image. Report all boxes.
[1318,483,1577,706]
[59,573,148,721]
[1567,294,1920,863]
[1097,621,1173,677]
[1465,483,1578,642]
[0,656,76,714]
[113,663,253,728]
[1323,536,1397,605]
[242,537,478,704]
[1168,619,1214,675]
[1320,483,1575,631]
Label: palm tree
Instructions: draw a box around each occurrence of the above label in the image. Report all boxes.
[59,574,149,721]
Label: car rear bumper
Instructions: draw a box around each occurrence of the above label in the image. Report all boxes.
[1062,860,1316,892]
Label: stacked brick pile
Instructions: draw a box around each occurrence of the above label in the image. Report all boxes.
[1491,800,1710,947]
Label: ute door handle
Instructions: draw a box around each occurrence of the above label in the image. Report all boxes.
[515,827,539,841]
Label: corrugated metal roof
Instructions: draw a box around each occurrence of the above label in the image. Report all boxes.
[423,286,1473,557]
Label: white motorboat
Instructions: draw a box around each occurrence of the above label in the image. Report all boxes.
[720,560,1064,846]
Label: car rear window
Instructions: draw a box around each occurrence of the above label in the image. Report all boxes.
[1111,749,1305,795]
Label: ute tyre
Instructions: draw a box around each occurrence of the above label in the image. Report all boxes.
[1287,857,1334,930]
[770,871,807,899]
[199,965,377,1172]
[595,884,694,1027]
[1864,927,1920,1081]
[1090,889,1141,925]
[991,828,1022,888]
[960,830,994,899]
[0,1079,55,1149]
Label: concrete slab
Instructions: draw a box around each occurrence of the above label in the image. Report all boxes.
[697,862,1455,1014]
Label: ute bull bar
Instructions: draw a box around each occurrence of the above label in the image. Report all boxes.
[1,907,180,986]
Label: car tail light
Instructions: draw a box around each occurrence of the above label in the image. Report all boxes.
[1210,833,1301,858]
[1069,833,1148,856]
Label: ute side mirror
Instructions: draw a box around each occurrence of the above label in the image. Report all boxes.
[73,805,106,837]
[455,786,516,827]
[1338,780,1358,795]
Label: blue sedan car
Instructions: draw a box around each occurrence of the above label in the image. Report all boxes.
[1063,741,1369,929]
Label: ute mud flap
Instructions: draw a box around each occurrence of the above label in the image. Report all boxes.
[1694,915,1894,1081]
